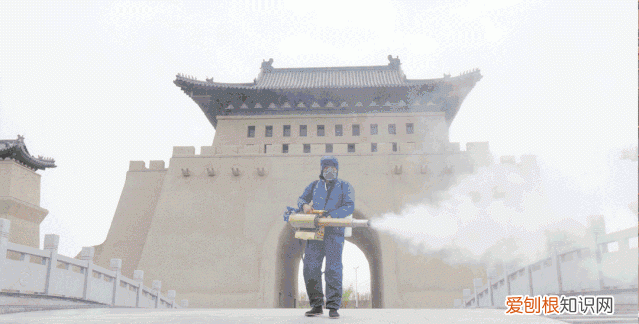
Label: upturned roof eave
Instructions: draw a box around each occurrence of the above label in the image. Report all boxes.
[0,140,57,170]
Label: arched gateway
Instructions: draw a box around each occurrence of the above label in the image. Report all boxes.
[87,57,491,308]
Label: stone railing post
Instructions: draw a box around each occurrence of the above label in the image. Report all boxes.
[487,268,496,307]
[181,299,188,308]
[110,259,122,306]
[505,268,512,296]
[527,266,534,296]
[0,218,10,290]
[43,234,60,295]
[595,242,604,290]
[473,278,482,307]
[462,289,471,307]
[553,251,563,294]
[134,270,144,308]
[167,290,176,308]
[152,280,161,308]
[80,247,95,301]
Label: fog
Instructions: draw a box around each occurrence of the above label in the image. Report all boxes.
[371,146,637,275]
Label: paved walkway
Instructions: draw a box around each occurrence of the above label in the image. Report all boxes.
[0,308,580,323]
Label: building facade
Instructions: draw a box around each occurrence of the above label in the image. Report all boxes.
[87,57,493,308]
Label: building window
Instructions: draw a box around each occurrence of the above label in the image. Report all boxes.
[371,143,377,152]
[352,124,360,136]
[264,144,269,154]
[348,144,355,153]
[325,144,333,153]
[248,126,255,138]
[300,125,307,137]
[266,126,273,137]
[303,144,311,153]
[388,124,396,135]
[335,124,343,136]
[283,125,291,137]
[317,125,325,136]
[406,123,414,134]
[282,144,289,154]
[392,142,397,152]
[370,124,378,135]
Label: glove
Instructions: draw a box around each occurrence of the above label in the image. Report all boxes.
[283,206,297,222]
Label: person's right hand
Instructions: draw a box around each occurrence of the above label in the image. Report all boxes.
[303,204,313,214]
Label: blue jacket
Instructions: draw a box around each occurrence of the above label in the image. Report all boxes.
[297,178,355,236]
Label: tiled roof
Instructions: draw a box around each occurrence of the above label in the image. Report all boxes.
[175,56,468,90]
[0,135,56,170]
[254,65,407,89]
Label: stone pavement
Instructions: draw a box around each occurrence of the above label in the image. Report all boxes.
[0,308,582,323]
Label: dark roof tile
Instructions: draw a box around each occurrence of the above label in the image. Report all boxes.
[0,136,56,170]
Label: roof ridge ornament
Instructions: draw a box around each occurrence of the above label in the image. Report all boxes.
[17,134,25,143]
[261,58,274,73]
[387,55,401,68]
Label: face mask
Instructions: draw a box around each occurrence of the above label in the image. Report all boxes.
[323,167,337,181]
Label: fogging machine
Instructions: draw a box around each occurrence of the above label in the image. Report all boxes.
[288,210,370,241]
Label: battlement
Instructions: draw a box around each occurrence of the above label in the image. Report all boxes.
[128,161,167,171]
[447,142,460,152]
[466,142,489,153]
[172,146,196,156]
[155,140,500,182]
[129,161,146,171]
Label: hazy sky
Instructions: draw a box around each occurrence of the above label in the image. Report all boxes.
[0,0,636,296]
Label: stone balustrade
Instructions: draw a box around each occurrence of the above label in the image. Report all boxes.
[0,218,186,309]
[453,227,638,308]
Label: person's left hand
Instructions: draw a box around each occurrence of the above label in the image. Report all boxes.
[283,206,297,222]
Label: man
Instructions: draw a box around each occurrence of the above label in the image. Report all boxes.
[297,156,354,319]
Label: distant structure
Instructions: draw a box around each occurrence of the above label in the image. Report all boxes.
[86,57,489,308]
[0,135,56,247]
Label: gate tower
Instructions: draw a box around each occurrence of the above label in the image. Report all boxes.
[88,56,490,308]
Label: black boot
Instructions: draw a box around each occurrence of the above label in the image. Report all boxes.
[329,309,340,319]
[305,306,323,317]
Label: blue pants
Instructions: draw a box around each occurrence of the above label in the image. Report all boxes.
[303,233,344,310]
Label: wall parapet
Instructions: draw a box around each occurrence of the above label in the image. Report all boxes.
[454,225,638,309]
[128,161,167,171]
[466,142,489,153]
[0,218,187,310]
[128,161,147,171]
[149,161,165,170]
[172,146,196,156]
